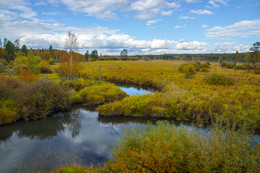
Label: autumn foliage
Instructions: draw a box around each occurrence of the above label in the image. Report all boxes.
[60,51,83,76]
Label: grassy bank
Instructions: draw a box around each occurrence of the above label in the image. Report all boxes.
[53,121,260,173]
[86,61,260,128]
[0,76,126,125]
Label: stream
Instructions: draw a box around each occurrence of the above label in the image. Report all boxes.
[0,86,259,173]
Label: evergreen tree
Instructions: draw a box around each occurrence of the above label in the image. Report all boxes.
[14,39,20,50]
[5,41,15,62]
[21,45,28,56]
[91,50,98,61]
[84,50,89,61]
[49,45,53,54]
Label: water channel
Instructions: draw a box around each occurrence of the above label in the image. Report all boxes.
[0,86,258,172]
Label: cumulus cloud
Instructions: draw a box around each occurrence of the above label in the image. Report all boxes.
[214,42,250,52]
[175,40,208,50]
[46,0,180,19]
[202,24,209,28]
[179,15,195,20]
[55,0,127,19]
[190,9,213,15]
[208,0,228,8]
[0,0,37,18]
[185,0,200,3]
[206,20,260,38]
[131,0,180,19]
[174,25,186,29]
[161,10,173,16]
[146,19,162,26]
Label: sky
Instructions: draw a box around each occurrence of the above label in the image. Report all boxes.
[0,0,259,55]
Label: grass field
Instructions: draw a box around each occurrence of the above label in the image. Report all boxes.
[78,60,260,128]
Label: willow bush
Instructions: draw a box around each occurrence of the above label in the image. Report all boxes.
[106,121,260,173]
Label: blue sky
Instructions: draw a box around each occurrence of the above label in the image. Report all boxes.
[0,0,259,55]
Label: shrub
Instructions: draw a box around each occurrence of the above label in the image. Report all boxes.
[39,60,50,68]
[74,83,127,105]
[49,58,56,65]
[107,121,259,172]
[192,63,200,71]
[19,69,37,83]
[204,73,235,86]
[194,61,201,67]
[201,68,209,72]
[179,63,199,73]
[0,99,18,124]
[183,64,196,78]
[254,70,260,74]
[0,75,23,89]
[40,66,53,73]
[235,63,248,70]
[0,62,4,73]
[61,78,98,92]
[14,79,71,120]
[222,62,235,69]
[201,63,210,68]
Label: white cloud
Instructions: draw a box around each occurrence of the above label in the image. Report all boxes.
[131,0,180,19]
[47,0,180,19]
[174,25,186,29]
[53,0,128,19]
[190,9,213,15]
[175,40,208,50]
[42,12,59,15]
[206,20,260,38]
[146,19,161,26]
[202,24,209,28]
[208,0,228,8]
[0,0,37,18]
[213,42,250,52]
[185,0,200,3]
[161,10,173,16]
[179,15,194,20]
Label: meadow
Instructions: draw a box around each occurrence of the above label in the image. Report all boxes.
[77,60,260,128]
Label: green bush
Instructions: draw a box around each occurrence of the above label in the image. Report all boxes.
[107,121,260,172]
[40,66,53,73]
[192,63,200,71]
[0,99,18,124]
[222,62,236,69]
[179,63,199,74]
[74,83,127,105]
[183,64,196,78]
[14,79,71,120]
[201,68,209,72]
[235,63,248,70]
[204,73,235,86]
[48,58,56,65]
[201,63,210,68]
[194,61,201,67]
[254,70,260,74]
[61,78,98,92]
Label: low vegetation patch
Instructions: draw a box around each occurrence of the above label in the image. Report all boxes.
[73,82,127,105]
[107,121,259,172]
[204,72,235,86]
